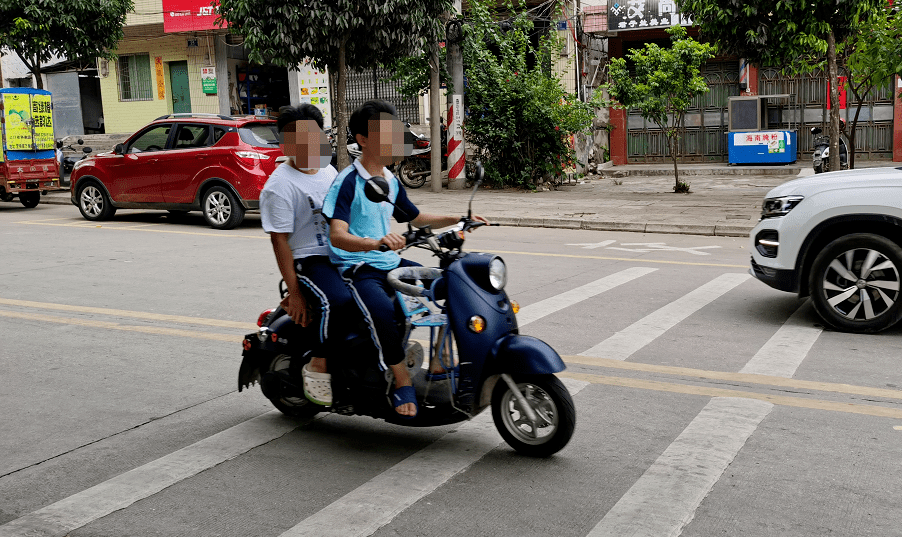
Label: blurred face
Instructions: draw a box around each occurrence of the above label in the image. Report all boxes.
[359,112,412,166]
[280,119,331,170]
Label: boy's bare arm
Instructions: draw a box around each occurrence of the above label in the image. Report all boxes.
[330,219,405,251]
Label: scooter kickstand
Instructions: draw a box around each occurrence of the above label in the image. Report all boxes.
[500,374,540,438]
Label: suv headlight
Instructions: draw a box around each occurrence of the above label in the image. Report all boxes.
[761,195,804,219]
[488,258,507,290]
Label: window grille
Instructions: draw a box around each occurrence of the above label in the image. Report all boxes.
[118,54,153,102]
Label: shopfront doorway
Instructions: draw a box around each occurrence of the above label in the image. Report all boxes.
[169,61,191,114]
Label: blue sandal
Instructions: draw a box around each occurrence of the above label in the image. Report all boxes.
[425,369,459,381]
[392,385,418,419]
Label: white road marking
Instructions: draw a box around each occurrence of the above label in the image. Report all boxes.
[608,243,722,256]
[739,301,823,378]
[566,240,617,249]
[0,411,304,537]
[281,378,589,537]
[517,267,658,327]
[587,397,773,537]
[579,272,750,360]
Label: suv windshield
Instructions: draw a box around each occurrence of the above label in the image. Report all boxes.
[239,123,279,148]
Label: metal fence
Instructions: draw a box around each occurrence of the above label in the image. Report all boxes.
[345,67,420,124]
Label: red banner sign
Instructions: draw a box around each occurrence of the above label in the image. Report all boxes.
[163,0,224,33]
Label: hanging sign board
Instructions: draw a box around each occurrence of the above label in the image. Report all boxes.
[202,67,217,94]
[156,57,166,100]
[3,93,34,150]
[162,0,224,33]
[609,0,691,30]
[297,61,332,128]
[31,94,54,150]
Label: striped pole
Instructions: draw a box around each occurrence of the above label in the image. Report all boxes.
[447,94,466,188]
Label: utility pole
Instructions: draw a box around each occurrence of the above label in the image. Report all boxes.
[0,48,4,89]
[430,42,442,193]
[446,0,466,190]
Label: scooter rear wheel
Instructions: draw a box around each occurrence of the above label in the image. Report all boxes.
[261,353,322,418]
[491,374,575,457]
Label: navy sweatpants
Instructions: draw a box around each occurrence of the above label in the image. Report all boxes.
[345,259,422,370]
[294,256,359,358]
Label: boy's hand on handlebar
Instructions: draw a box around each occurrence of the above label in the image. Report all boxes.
[378,232,406,251]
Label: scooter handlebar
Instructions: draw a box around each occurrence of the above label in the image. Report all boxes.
[386,266,443,297]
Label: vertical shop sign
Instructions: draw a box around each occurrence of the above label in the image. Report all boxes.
[3,93,34,150]
[202,67,217,94]
[297,61,332,128]
[156,57,166,100]
[31,94,54,150]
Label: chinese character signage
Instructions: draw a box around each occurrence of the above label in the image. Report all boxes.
[155,57,166,100]
[31,94,54,150]
[3,93,34,151]
[297,61,331,129]
[163,0,224,33]
[202,67,217,94]
[609,0,691,30]
[735,131,788,153]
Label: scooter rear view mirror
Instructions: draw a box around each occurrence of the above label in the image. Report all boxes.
[363,176,391,204]
[83,147,92,154]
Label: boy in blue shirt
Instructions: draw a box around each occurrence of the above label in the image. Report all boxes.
[323,100,486,418]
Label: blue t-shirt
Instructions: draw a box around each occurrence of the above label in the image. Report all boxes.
[323,159,419,272]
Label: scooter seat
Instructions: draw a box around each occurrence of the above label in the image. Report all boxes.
[411,313,447,327]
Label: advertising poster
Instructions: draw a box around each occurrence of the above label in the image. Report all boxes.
[297,61,332,128]
[735,131,787,153]
[3,93,34,150]
[202,67,217,94]
[162,0,224,33]
[31,94,54,150]
[608,0,691,30]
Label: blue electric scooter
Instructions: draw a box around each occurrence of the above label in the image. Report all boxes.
[239,164,576,457]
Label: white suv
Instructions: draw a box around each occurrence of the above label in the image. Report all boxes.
[750,167,902,333]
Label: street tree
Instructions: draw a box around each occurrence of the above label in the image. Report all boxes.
[217,0,451,170]
[841,3,902,169]
[678,0,881,173]
[0,0,133,90]
[604,26,714,193]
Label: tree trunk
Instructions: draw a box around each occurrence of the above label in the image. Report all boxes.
[336,37,349,171]
[827,29,840,172]
[849,92,868,170]
[430,42,442,192]
[670,133,680,190]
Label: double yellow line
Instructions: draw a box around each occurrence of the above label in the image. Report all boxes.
[3,297,901,420]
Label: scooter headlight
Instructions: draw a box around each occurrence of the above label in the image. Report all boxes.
[488,257,506,290]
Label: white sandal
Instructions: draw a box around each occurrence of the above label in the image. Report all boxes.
[302,363,332,405]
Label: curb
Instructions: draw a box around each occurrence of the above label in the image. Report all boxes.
[607,167,801,178]
[37,195,753,237]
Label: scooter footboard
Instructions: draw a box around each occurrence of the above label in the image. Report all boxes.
[488,335,566,375]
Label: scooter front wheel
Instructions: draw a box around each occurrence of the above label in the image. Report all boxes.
[491,374,575,457]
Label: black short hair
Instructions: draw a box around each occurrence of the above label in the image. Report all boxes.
[349,100,398,140]
[277,104,324,132]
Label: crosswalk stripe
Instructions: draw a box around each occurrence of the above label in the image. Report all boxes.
[578,272,751,361]
[516,267,658,327]
[280,378,589,537]
[587,397,773,537]
[739,301,823,378]
[0,411,306,537]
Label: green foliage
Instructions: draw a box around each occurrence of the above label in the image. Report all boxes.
[678,0,880,69]
[384,46,449,98]
[603,26,713,192]
[462,0,595,188]
[846,3,902,93]
[0,0,133,89]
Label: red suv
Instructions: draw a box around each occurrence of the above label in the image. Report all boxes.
[70,114,282,229]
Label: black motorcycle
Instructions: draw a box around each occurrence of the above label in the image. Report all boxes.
[811,121,849,174]
[56,139,93,184]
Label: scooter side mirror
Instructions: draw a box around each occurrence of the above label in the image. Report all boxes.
[363,176,391,204]
[83,146,93,154]
[77,138,84,145]
[810,127,822,135]
[56,140,63,149]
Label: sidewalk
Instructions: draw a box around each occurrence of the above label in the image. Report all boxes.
[42,161,900,237]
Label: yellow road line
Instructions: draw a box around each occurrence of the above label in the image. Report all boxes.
[0,310,241,342]
[561,354,902,401]
[15,220,266,239]
[0,297,254,330]
[560,371,902,420]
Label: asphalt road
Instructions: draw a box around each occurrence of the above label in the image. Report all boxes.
[2,203,901,537]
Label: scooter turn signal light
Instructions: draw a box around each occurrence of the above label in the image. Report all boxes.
[242,339,252,351]
[468,315,486,333]
[510,300,520,314]
[271,332,278,343]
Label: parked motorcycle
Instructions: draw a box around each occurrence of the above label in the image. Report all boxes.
[811,121,849,174]
[56,138,93,184]
[238,164,576,457]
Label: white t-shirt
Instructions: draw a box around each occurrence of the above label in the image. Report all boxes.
[260,163,338,259]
